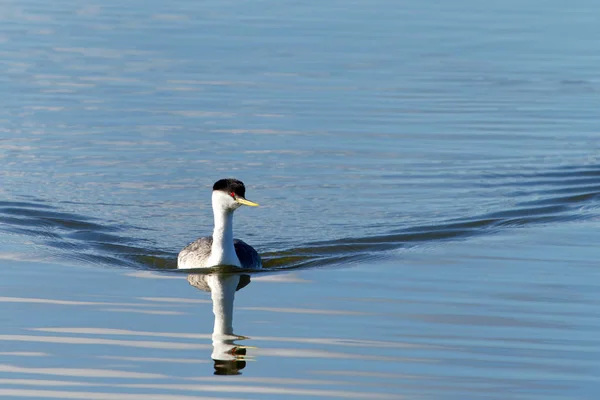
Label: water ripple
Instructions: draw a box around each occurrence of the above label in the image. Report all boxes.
[1,163,599,272]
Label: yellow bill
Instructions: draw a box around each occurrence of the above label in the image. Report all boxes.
[236,197,259,207]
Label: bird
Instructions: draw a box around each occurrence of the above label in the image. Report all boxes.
[177,179,262,269]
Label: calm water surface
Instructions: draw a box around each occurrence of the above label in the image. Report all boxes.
[1,0,600,399]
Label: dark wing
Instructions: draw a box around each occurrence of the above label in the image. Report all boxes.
[234,239,262,269]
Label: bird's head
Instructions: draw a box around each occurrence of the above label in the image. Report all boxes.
[212,178,259,212]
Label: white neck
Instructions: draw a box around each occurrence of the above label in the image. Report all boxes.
[209,191,240,267]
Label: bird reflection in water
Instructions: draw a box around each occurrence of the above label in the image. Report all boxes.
[187,271,252,375]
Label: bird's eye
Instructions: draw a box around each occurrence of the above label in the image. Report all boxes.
[230,192,236,199]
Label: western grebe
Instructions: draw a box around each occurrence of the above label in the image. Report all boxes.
[177,179,262,269]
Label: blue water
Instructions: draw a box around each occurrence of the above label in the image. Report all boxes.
[1,0,600,398]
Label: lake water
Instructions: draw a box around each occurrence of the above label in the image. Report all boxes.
[1,0,600,398]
